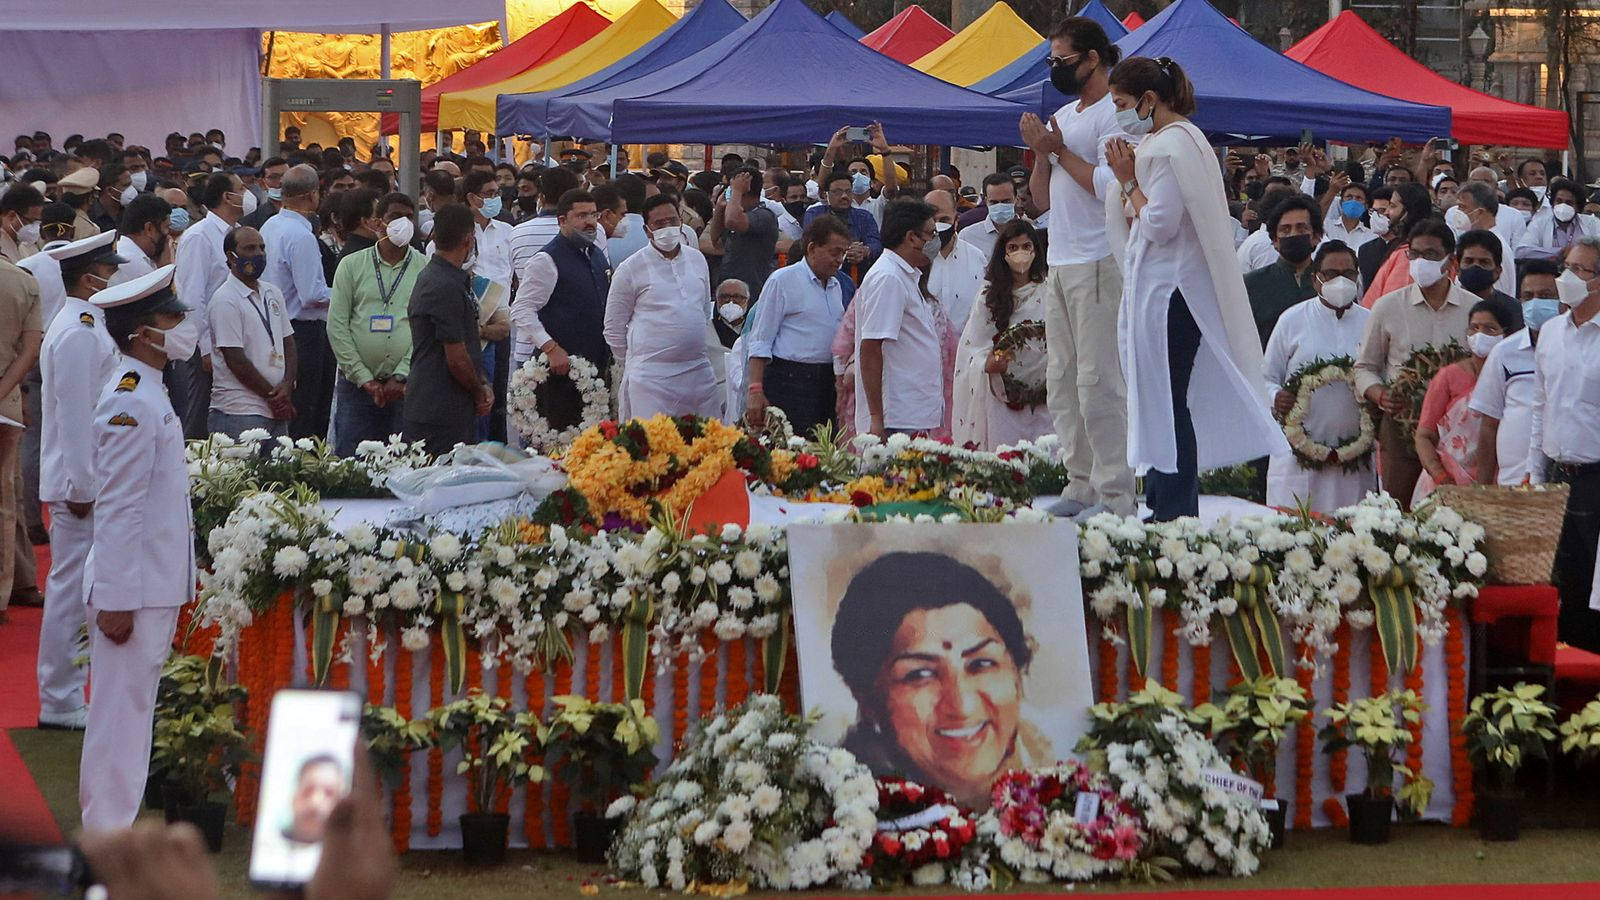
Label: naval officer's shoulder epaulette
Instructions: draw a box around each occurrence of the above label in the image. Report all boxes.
[115,371,140,392]
[78,312,94,326]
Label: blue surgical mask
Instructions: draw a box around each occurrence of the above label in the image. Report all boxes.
[1340,199,1367,220]
[1524,298,1561,331]
[168,207,191,232]
[851,172,871,195]
[478,194,502,220]
[1116,99,1154,137]
[266,187,282,202]
[987,202,1016,225]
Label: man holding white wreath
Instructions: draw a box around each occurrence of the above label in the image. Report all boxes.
[1262,240,1377,512]
[603,195,719,421]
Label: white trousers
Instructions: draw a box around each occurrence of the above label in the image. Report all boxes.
[38,502,91,715]
[1043,258,1136,515]
[80,604,178,832]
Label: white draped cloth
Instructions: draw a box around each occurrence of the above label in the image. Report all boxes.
[603,243,720,421]
[952,281,1054,450]
[1262,297,1377,512]
[1105,120,1287,474]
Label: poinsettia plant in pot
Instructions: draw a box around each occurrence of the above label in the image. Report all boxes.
[425,690,543,865]
[1461,683,1557,841]
[538,695,659,863]
[1318,689,1433,845]
[149,659,251,853]
[1194,675,1311,849]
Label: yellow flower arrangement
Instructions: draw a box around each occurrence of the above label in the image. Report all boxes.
[814,475,943,507]
[563,415,745,524]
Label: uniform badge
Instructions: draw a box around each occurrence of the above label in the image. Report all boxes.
[115,372,140,392]
[78,312,94,326]
[108,412,138,427]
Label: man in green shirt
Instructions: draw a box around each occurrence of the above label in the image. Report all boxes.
[1244,194,1323,349]
[328,192,424,456]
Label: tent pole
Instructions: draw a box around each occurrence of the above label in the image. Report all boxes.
[610,143,619,176]
[379,25,392,158]
[705,144,713,172]
[1328,0,1340,21]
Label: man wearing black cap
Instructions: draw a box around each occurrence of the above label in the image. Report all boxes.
[79,264,194,831]
[37,231,126,729]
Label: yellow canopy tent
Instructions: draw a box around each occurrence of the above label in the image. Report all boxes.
[911,3,1041,87]
[508,0,642,40]
[437,0,679,133]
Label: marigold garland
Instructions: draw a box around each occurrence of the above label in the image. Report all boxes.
[427,642,445,837]
[699,632,719,717]
[329,621,351,691]
[672,650,691,748]
[550,648,574,848]
[1294,645,1316,830]
[1098,637,1119,703]
[1162,609,1181,690]
[563,415,748,524]
[523,669,545,847]
[391,643,414,853]
[1404,660,1426,808]
[1325,624,1352,827]
[1371,634,1390,698]
[1447,610,1473,826]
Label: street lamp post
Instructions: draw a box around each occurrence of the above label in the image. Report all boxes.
[1468,24,1491,93]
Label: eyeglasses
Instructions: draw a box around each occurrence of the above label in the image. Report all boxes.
[1318,269,1358,281]
[1046,53,1081,69]
[1565,261,1599,279]
[1406,248,1449,263]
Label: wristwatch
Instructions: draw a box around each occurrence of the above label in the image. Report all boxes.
[1121,178,1139,195]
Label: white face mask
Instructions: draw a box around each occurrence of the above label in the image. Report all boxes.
[1532,185,1548,200]
[385,216,415,247]
[228,189,257,217]
[144,316,198,362]
[1467,331,1502,358]
[1554,202,1577,224]
[1520,207,1533,224]
[1408,255,1447,289]
[1557,267,1592,306]
[718,302,745,323]
[119,184,138,207]
[1319,275,1359,309]
[1116,98,1154,137]
[1444,206,1471,236]
[1367,210,1390,235]
[129,170,149,191]
[649,226,681,253]
[15,220,40,245]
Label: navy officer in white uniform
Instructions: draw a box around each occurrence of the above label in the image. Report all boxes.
[37,230,126,731]
[79,263,196,832]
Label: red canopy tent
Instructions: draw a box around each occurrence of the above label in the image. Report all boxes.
[383,3,611,134]
[1287,10,1569,149]
[1122,11,1144,28]
[862,5,954,64]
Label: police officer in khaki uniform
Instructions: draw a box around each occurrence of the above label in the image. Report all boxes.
[36,231,126,730]
[79,264,195,832]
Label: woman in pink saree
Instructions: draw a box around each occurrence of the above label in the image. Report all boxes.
[1412,300,1515,505]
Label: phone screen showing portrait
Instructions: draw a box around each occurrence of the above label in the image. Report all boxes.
[247,689,361,890]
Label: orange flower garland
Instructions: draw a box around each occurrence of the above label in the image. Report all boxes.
[464,647,484,813]
[1324,624,1351,827]
[1294,645,1316,830]
[1161,610,1180,690]
[1447,610,1473,826]
[391,644,414,853]
[1192,640,1211,707]
[1404,657,1425,809]
[672,650,690,748]
[1098,637,1118,703]
[563,415,745,524]
[427,642,444,837]
[549,646,574,848]
[699,633,719,718]
[523,669,545,847]
[611,634,627,703]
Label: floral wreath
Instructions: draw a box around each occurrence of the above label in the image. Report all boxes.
[561,414,765,526]
[1389,339,1470,443]
[864,777,979,887]
[992,320,1048,411]
[508,353,609,452]
[981,760,1147,882]
[1279,355,1376,472]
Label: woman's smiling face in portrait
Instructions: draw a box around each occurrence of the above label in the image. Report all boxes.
[875,602,1023,804]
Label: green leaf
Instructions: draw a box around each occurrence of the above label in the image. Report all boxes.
[1222,612,1263,682]
[1126,599,1153,678]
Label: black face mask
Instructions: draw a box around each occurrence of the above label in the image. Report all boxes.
[1458,265,1497,293]
[1278,234,1314,264]
[784,200,809,221]
[1049,58,1087,96]
[937,223,957,248]
[516,195,539,214]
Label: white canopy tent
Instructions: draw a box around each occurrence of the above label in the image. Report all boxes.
[0,1,505,153]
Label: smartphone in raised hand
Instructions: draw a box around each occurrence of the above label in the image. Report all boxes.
[247,689,362,891]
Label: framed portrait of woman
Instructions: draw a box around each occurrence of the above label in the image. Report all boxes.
[787,521,1093,808]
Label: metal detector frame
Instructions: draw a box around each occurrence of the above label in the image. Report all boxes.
[261,78,422,198]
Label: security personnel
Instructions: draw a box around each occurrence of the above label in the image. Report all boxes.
[37,230,126,731]
[79,264,195,832]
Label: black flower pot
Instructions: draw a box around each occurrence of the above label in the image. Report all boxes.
[1477,787,1522,842]
[162,787,226,853]
[460,812,510,866]
[143,772,168,811]
[1346,792,1394,845]
[573,811,621,864]
[1261,801,1288,850]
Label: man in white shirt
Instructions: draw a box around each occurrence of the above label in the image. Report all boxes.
[1236,183,1299,274]
[172,172,251,436]
[761,168,804,243]
[1454,181,1518,299]
[1515,178,1600,262]
[1018,16,1136,518]
[745,217,853,437]
[925,190,986,333]
[208,226,296,437]
[109,195,171,288]
[957,173,1020,266]
[604,195,718,421]
[1528,236,1600,650]
[507,167,582,284]
[605,174,652,268]
[1320,175,1379,253]
[1471,260,1560,486]
[260,164,332,440]
[856,199,942,437]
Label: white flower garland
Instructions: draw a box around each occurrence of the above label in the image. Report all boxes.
[1280,359,1376,472]
[508,354,609,452]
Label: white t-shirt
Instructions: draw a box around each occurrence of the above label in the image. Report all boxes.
[855,251,944,432]
[1467,328,1537,485]
[209,275,292,417]
[1047,93,1124,266]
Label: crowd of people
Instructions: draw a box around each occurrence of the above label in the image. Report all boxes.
[4,14,1600,862]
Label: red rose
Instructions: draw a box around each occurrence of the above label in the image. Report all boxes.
[850,489,873,507]
[875,832,902,856]
[599,421,619,439]
[796,452,819,470]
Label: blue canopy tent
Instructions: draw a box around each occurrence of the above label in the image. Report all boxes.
[826,10,867,39]
[996,0,1451,144]
[496,0,746,136]
[543,0,1028,145]
[973,0,1126,96]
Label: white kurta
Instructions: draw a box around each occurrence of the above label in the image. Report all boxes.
[1107,121,1288,474]
[952,281,1054,449]
[602,243,719,421]
[1261,298,1376,512]
[927,239,987,334]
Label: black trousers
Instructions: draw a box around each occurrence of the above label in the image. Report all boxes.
[290,319,335,441]
[764,358,835,440]
[1145,290,1202,522]
[1552,461,1600,652]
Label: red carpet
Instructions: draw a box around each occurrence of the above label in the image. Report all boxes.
[915,886,1599,899]
[1,538,63,844]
